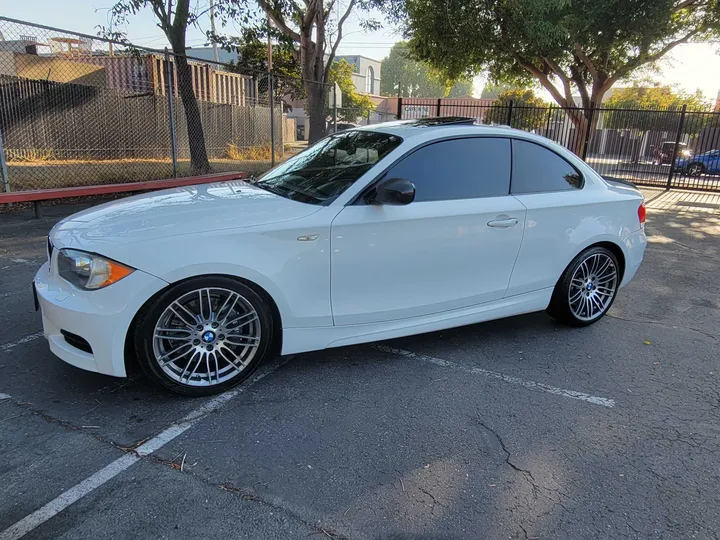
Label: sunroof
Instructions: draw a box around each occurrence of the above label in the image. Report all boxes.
[403,116,476,127]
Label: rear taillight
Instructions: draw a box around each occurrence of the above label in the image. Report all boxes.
[638,202,646,225]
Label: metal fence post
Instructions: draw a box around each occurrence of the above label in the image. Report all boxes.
[269,74,276,167]
[582,102,595,160]
[666,104,687,190]
[397,97,403,120]
[506,100,514,126]
[164,48,178,178]
[0,127,9,193]
[436,98,442,117]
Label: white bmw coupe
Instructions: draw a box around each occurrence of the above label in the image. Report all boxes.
[35,118,647,395]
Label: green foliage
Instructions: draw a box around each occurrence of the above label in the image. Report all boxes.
[398,0,720,112]
[225,28,304,101]
[380,41,474,98]
[485,89,551,130]
[327,60,376,122]
[603,85,710,133]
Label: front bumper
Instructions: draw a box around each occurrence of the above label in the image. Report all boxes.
[34,261,168,377]
[621,227,648,287]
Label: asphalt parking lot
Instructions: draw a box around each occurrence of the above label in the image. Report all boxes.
[1,188,719,540]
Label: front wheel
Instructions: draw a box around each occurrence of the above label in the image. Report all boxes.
[547,246,620,327]
[133,276,273,396]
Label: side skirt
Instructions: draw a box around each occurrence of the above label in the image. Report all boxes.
[281,288,554,355]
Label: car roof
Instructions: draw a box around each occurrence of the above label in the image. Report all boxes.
[355,117,527,139]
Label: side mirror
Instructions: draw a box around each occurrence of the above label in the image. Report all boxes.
[371,177,416,205]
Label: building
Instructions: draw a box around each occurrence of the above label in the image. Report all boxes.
[335,55,382,96]
[285,55,383,140]
[185,47,239,65]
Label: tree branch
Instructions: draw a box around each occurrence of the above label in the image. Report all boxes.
[257,0,302,43]
[674,0,701,11]
[570,64,590,108]
[574,43,598,82]
[325,0,357,75]
[515,55,571,108]
[542,56,575,106]
[606,27,704,88]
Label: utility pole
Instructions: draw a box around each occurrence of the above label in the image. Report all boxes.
[267,15,276,166]
[209,0,219,63]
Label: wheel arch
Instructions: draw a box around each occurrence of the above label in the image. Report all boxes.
[123,273,284,376]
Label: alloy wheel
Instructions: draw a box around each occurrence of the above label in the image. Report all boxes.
[568,253,618,322]
[152,287,261,386]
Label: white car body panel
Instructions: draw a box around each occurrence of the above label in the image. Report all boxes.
[330,196,527,325]
[35,123,647,377]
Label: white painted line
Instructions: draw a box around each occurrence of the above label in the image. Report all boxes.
[1,332,44,352]
[0,393,10,400]
[0,356,290,540]
[374,345,615,408]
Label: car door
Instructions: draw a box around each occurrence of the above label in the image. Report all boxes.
[707,150,720,174]
[329,137,527,326]
[506,139,597,297]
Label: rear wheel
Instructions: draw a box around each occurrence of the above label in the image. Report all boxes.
[687,162,705,177]
[133,276,273,396]
[547,246,620,327]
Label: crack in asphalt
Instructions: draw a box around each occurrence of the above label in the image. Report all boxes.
[606,313,718,341]
[478,419,537,489]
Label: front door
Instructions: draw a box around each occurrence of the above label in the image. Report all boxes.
[330,137,526,326]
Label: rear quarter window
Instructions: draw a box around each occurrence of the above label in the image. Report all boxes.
[511,140,583,194]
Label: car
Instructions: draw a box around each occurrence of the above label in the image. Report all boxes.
[35,117,648,396]
[676,149,720,177]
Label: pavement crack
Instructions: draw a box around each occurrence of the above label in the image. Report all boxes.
[148,458,354,540]
[606,313,718,341]
[1,395,130,453]
[478,419,537,490]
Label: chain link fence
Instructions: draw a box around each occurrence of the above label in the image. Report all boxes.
[0,16,290,192]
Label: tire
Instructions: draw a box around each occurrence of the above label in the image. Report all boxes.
[686,163,705,177]
[133,275,273,396]
[547,246,620,327]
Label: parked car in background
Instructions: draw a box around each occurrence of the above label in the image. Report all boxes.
[35,118,647,396]
[652,141,692,165]
[676,149,720,176]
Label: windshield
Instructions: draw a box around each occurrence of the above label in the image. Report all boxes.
[255,130,403,205]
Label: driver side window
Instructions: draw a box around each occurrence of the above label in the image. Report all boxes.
[381,137,511,202]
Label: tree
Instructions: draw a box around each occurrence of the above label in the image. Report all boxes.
[396,0,720,154]
[485,89,551,131]
[255,0,381,143]
[380,41,473,98]
[603,85,709,161]
[603,85,708,132]
[327,59,376,123]
[107,0,211,173]
[226,28,304,102]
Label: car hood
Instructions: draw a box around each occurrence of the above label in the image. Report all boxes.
[51,180,321,252]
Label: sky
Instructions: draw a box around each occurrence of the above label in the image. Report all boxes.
[3,0,720,102]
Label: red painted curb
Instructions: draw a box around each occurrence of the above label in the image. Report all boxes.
[0,171,249,204]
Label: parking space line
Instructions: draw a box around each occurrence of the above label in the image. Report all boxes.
[0,332,44,352]
[374,345,615,408]
[0,356,291,540]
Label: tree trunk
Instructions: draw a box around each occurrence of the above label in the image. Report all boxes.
[174,54,211,174]
[306,79,328,143]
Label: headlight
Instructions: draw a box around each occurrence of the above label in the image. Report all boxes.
[681,149,692,157]
[57,249,134,290]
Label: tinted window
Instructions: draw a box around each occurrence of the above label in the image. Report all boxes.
[256,130,402,205]
[382,138,511,202]
[511,140,582,194]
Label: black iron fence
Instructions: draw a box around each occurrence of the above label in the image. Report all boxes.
[397,97,720,192]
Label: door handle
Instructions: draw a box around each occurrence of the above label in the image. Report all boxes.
[487,217,519,229]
